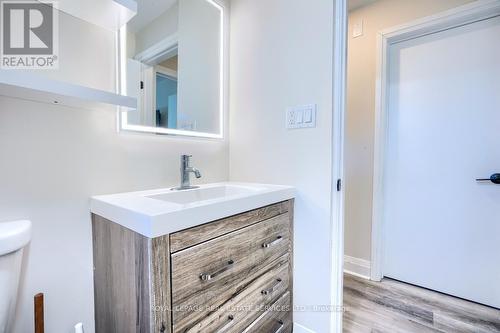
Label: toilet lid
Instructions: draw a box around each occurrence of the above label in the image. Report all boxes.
[0,220,31,256]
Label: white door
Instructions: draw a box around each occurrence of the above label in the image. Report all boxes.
[383,15,500,308]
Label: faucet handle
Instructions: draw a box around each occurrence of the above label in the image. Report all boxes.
[181,155,193,168]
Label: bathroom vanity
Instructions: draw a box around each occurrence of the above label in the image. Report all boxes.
[91,183,295,333]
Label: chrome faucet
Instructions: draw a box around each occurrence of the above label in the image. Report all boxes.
[175,155,201,190]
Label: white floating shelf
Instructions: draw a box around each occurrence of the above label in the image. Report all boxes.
[40,0,137,31]
[0,72,137,112]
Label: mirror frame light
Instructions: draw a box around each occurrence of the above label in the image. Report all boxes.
[117,0,226,139]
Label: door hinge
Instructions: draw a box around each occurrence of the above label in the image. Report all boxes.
[140,81,144,89]
[337,179,342,192]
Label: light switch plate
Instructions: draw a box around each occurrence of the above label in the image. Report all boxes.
[286,104,317,129]
[353,20,363,38]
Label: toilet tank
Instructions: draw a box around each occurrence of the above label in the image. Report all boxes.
[0,220,31,333]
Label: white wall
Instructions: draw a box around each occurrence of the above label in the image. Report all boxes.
[344,0,475,266]
[177,0,221,133]
[134,3,179,54]
[229,0,335,331]
[2,1,337,331]
[0,8,116,92]
[1,9,228,333]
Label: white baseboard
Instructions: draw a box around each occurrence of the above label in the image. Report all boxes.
[293,322,316,333]
[344,255,371,280]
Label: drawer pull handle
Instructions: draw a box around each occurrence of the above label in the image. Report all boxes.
[200,260,234,281]
[261,278,283,296]
[273,320,285,333]
[214,315,235,333]
[262,236,283,248]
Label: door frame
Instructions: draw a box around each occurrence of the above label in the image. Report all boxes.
[370,0,500,281]
[331,0,347,331]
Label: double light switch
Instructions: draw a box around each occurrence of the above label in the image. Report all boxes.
[286,104,317,129]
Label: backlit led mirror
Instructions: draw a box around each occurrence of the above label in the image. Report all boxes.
[118,0,225,138]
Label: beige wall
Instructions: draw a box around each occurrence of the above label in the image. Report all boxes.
[345,0,475,262]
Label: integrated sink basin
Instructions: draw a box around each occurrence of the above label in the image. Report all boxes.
[91,182,295,238]
[147,184,263,205]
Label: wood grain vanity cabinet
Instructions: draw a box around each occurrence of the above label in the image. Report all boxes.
[92,200,294,333]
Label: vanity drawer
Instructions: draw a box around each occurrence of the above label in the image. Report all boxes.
[242,292,292,333]
[170,201,290,253]
[171,212,291,332]
[183,259,290,333]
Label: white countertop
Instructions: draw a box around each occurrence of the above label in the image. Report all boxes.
[90,182,295,238]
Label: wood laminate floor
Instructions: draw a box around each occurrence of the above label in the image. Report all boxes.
[343,273,500,333]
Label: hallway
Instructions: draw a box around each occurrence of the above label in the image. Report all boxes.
[343,274,500,333]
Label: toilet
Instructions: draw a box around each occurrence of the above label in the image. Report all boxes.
[0,220,31,333]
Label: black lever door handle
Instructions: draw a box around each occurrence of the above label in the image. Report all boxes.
[476,173,500,184]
